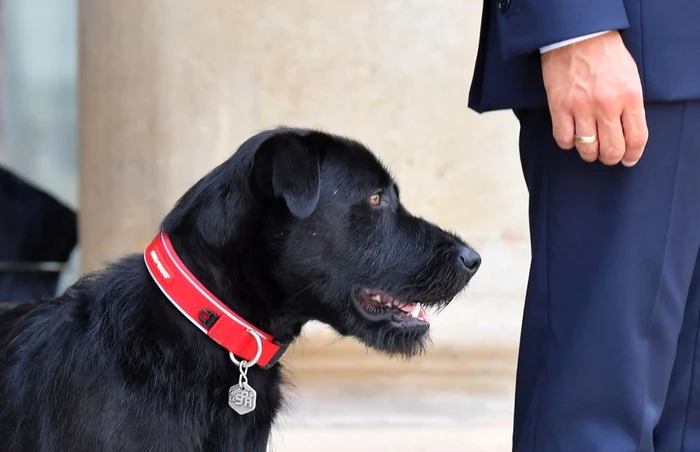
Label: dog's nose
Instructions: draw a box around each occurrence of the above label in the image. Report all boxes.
[458,246,481,276]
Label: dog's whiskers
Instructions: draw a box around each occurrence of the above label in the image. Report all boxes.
[284,278,323,304]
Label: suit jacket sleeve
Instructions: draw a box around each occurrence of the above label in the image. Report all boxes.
[496,0,630,58]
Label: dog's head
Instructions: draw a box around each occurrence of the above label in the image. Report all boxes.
[162,128,480,357]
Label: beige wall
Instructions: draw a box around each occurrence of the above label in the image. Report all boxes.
[79,0,529,358]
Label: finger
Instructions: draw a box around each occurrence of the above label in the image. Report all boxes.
[551,109,576,150]
[574,117,599,162]
[596,115,626,166]
[620,104,648,167]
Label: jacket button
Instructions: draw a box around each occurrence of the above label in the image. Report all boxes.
[498,0,511,12]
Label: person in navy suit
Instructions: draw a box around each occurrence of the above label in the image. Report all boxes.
[469,1,700,451]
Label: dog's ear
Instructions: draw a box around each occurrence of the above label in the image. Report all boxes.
[252,130,322,219]
[160,129,323,250]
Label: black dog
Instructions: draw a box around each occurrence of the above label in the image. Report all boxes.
[0,128,480,451]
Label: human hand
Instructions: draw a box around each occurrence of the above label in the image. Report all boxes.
[541,31,648,166]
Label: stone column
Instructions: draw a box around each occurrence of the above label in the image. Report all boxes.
[78,0,259,271]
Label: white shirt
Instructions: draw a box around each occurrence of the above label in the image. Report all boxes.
[540,31,611,53]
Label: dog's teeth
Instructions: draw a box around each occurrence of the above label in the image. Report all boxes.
[371,294,382,303]
[410,304,421,318]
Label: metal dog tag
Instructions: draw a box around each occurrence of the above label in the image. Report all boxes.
[228,382,257,415]
[228,362,256,415]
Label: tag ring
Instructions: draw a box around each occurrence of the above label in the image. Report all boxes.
[229,329,263,368]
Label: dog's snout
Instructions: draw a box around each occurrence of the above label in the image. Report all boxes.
[457,246,481,276]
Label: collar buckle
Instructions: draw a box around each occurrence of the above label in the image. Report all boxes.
[261,341,290,369]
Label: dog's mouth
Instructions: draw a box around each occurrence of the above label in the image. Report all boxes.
[352,288,431,329]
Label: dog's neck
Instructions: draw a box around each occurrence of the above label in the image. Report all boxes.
[165,231,308,346]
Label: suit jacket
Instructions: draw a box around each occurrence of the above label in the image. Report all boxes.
[468,0,700,113]
[0,167,77,302]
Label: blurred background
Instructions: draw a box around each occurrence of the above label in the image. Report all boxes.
[0,1,528,450]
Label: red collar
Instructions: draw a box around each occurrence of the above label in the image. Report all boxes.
[144,232,288,369]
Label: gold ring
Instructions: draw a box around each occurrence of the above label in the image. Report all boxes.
[575,134,598,144]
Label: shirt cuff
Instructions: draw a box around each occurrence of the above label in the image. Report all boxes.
[539,31,611,53]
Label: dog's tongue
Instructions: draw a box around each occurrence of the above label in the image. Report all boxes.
[396,302,430,323]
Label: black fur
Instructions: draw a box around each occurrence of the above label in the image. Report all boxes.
[0,128,480,451]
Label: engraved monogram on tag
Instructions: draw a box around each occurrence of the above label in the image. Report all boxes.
[228,382,257,415]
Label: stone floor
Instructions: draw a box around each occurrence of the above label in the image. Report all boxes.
[270,373,515,452]
[267,333,520,451]
[274,425,511,452]
[273,398,513,451]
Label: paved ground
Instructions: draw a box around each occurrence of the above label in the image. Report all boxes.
[269,341,518,452]
[270,380,514,451]
[274,425,511,452]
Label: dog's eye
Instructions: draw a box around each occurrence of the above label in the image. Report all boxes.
[369,193,382,207]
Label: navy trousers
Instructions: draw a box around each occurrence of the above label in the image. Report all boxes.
[513,102,700,452]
